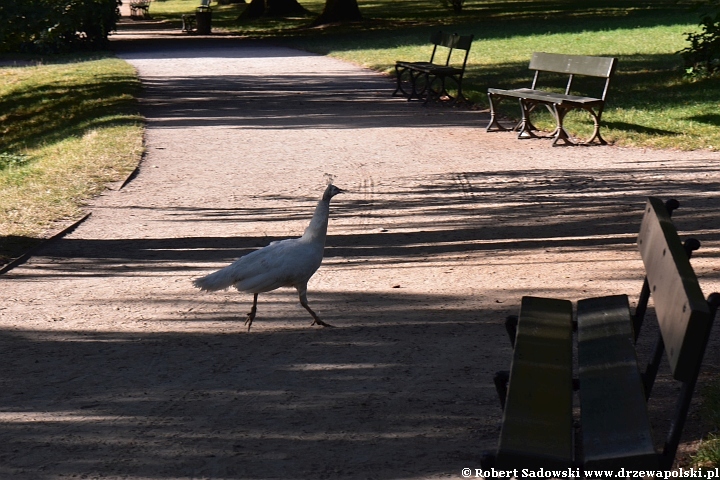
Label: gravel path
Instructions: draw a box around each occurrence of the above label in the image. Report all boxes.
[2,24,720,479]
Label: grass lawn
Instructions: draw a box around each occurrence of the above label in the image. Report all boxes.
[0,56,144,266]
[148,0,720,150]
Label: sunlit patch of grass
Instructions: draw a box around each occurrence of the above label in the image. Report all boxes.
[0,56,143,265]
[148,0,719,150]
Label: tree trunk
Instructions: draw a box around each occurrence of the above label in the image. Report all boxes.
[311,0,362,25]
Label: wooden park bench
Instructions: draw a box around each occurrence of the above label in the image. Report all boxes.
[393,32,474,104]
[482,197,720,472]
[486,52,618,146]
[129,0,151,17]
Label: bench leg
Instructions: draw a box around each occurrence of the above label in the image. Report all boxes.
[486,93,509,131]
[516,99,541,139]
[412,72,430,101]
[505,314,518,346]
[425,74,445,104]
[551,105,575,146]
[454,75,469,105]
[393,64,411,99]
[427,74,468,106]
[584,106,608,145]
[552,105,610,146]
[182,15,196,32]
[493,370,510,409]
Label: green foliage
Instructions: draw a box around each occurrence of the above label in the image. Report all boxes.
[0,0,121,54]
[694,434,720,468]
[0,153,31,171]
[679,1,720,76]
[692,381,720,467]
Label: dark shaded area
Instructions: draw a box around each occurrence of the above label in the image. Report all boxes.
[0,298,505,479]
[602,121,680,136]
[688,114,720,127]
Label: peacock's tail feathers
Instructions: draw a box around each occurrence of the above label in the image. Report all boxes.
[192,265,238,292]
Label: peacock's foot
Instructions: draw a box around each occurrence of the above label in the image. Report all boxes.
[311,318,335,328]
[244,311,256,331]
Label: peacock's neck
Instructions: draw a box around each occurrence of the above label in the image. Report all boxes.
[301,198,330,243]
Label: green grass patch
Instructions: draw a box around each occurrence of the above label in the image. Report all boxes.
[693,381,720,468]
[150,0,718,150]
[0,55,144,265]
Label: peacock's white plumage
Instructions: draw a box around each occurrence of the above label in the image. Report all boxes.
[193,183,344,329]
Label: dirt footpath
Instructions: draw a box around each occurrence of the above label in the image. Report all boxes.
[1,29,720,479]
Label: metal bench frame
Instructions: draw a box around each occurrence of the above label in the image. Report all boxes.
[483,197,720,472]
[486,52,618,146]
[393,32,474,105]
[129,0,151,17]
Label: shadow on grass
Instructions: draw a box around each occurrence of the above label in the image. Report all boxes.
[688,114,720,127]
[0,58,141,153]
[603,121,681,136]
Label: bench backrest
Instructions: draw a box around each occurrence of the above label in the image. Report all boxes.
[529,52,617,78]
[528,52,617,100]
[429,32,474,68]
[638,197,713,382]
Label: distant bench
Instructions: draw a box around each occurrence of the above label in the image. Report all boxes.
[482,197,720,471]
[129,0,151,17]
[486,52,618,146]
[393,31,474,104]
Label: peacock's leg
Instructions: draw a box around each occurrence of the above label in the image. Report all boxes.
[298,289,334,328]
[245,293,258,331]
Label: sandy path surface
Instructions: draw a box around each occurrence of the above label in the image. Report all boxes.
[2,25,720,479]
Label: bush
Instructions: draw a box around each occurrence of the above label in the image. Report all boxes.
[679,1,720,76]
[0,0,121,54]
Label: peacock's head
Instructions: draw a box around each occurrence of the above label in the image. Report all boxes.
[323,184,345,200]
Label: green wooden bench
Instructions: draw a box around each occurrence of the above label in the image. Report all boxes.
[393,32,474,105]
[486,52,618,146]
[483,197,720,472]
[129,0,151,17]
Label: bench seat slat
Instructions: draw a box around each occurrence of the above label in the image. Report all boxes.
[497,296,573,469]
[488,88,604,107]
[396,61,464,75]
[577,295,658,470]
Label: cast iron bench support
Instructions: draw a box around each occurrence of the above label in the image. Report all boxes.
[130,0,150,17]
[483,197,720,472]
[393,32,474,105]
[486,52,618,146]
